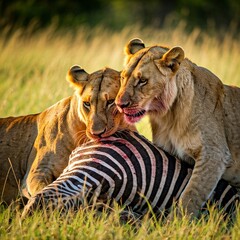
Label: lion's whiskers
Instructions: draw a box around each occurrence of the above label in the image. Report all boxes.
[73,129,89,146]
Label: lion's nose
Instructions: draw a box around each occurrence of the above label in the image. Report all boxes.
[115,92,131,110]
[116,100,130,110]
[118,102,130,109]
[91,128,106,138]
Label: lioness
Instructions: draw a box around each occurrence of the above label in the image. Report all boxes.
[116,38,240,217]
[0,66,134,205]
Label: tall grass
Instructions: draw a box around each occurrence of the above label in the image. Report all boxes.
[0,23,240,239]
[1,23,239,116]
[1,203,240,239]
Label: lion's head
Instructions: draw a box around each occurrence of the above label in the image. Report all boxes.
[116,38,185,124]
[67,66,133,140]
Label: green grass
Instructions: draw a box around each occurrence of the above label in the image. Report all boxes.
[1,203,240,239]
[0,23,240,239]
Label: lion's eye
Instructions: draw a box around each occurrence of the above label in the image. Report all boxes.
[107,99,115,107]
[83,101,90,109]
[138,78,148,86]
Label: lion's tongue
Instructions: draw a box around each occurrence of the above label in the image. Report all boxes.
[123,109,146,124]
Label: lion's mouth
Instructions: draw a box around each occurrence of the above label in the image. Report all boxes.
[87,127,117,140]
[123,109,146,123]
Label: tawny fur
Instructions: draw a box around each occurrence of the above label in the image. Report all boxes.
[0,67,134,205]
[116,38,240,217]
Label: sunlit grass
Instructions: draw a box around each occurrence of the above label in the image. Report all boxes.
[0,202,240,239]
[0,23,240,238]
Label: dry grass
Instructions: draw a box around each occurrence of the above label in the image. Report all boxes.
[1,23,239,116]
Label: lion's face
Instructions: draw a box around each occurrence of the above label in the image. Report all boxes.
[116,38,184,124]
[67,66,126,140]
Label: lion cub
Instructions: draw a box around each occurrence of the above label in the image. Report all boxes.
[0,66,134,204]
[116,38,240,217]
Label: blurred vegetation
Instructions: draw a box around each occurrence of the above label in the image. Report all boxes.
[1,0,240,35]
[0,23,239,138]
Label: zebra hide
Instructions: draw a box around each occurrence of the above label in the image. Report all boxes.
[22,131,239,218]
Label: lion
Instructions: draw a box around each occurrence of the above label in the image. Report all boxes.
[0,66,135,205]
[115,38,240,218]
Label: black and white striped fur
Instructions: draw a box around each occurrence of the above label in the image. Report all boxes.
[22,131,239,218]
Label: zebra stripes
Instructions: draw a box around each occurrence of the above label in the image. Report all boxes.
[22,131,239,217]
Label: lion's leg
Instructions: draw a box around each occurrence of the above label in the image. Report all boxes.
[177,156,226,218]
[26,173,54,197]
[22,172,47,199]
[27,177,53,197]
[25,154,56,196]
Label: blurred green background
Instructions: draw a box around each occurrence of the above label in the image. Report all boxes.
[0,0,240,139]
[1,0,240,34]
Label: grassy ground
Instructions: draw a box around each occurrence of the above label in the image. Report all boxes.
[1,203,240,239]
[0,23,240,239]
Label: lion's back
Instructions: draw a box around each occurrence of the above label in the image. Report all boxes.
[222,85,240,158]
[0,114,39,160]
[0,114,38,203]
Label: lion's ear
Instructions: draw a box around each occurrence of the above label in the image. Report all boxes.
[124,38,145,65]
[125,38,145,55]
[67,65,88,91]
[155,47,185,74]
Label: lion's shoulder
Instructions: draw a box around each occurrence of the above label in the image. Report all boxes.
[0,114,38,134]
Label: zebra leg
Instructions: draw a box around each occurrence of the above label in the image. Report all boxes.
[203,179,240,217]
[21,193,46,218]
[167,179,240,221]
